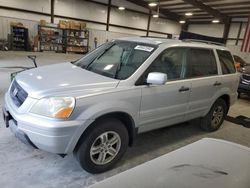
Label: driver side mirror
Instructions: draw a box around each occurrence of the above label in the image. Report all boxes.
[146,72,167,85]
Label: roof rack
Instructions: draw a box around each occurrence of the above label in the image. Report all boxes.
[182,39,225,46]
[140,36,169,39]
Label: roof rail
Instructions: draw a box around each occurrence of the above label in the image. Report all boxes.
[140,36,169,39]
[182,39,225,46]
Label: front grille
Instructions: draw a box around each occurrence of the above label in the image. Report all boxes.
[10,80,28,107]
[242,74,250,81]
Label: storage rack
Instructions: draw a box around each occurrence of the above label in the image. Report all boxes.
[11,26,28,51]
[38,25,89,54]
[38,25,64,52]
[65,28,89,54]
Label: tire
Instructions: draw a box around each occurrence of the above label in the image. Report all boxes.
[74,118,129,173]
[200,98,227,132]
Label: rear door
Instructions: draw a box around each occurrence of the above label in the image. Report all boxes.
[184,48,221,121]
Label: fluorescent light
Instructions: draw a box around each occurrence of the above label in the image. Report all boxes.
[212,19,220,23]
[179,20,186,24]
[185,12,193,16]
[149,2,157,7]
[118,6,125,10]
[153,14,159,18]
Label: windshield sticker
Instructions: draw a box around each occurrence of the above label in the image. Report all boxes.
[134,45,154,52]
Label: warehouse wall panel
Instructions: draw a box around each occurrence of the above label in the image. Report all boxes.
[0,13,49,40]
[240,23,247,39]
[228,23,240,39]
[188,24,225,38]
[148,32,168,38]
[110,7,148,30]
[0,0,50,13]
[150,18,181,35]
[55,0,107,23]
[109,26,144,36]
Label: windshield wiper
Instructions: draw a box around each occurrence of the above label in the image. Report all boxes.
[114,49,125,79]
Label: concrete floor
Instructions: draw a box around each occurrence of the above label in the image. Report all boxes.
[0,51,250,188]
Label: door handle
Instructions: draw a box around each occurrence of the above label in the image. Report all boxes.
[179,86,190,92]
[213,81,222,86]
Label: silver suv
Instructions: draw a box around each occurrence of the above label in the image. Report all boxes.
[3,37,239,173]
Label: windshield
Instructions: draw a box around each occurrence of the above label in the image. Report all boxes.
[73,41,156,80]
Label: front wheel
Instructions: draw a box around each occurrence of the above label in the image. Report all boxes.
[74,118,128,173]
[200,98,227,132]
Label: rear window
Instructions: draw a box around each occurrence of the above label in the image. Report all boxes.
[217,50,236,74]
[185,48,218,78]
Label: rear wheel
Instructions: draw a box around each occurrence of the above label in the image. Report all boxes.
[200,98,227,132]
[74,118,128,173]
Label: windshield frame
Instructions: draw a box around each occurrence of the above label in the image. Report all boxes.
[73,40,158,80]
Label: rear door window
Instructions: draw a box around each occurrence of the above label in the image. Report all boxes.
[185,48,218,78]
[217,50,236,74]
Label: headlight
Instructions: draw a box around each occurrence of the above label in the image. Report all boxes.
[30,97,75,119]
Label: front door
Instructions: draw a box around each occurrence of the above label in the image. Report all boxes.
[138,47,190,133]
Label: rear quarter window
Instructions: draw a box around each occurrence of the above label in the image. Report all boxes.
[217,50,236,74]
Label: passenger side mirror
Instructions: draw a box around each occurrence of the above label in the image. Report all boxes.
[146,72,167,85]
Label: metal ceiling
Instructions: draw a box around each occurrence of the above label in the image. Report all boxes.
[138,0,250,23]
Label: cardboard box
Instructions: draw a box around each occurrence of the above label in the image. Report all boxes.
[59,20,66,24]
[65,22,70,28]
[69,21,75,29]
[80,22,87,30]
[69,21,81,30]
[58,23,66,29]
[40,19,46,26]
[74,23,81,30]
[10,22,24,27]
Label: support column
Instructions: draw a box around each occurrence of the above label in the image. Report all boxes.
[106,0,111,31]
[223,18,231,44]
[146,9,151,37]
[236,22,243,45]
[51,0,55,23]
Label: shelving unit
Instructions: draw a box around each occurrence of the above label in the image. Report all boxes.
[11,26,28,51]
[64,28,89,54]
[38,25,89,54]
[38,25,64,52]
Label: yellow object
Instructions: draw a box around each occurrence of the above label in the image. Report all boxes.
[235,62,241,71]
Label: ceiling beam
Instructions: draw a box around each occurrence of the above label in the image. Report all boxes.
[189,16,214,20]
[159,2,186,7]
[218,7,250,11]
[227,11,250,15]
[126,0,183,21]
[205,1,250,7]
[182,0,229,22]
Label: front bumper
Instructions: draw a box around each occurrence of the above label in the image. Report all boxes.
[3,108,37,148]
[4,93,89,154]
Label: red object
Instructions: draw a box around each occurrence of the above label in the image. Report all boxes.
[241,16,250,52]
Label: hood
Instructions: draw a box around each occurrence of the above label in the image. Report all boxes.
[15,62,119,98]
